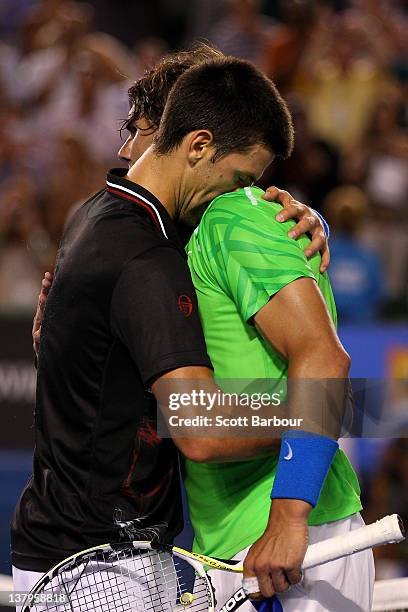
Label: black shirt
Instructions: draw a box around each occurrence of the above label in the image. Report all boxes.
[11,169,212,572]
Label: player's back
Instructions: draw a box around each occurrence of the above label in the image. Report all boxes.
[11,187,182,572]
[185,187,361,559]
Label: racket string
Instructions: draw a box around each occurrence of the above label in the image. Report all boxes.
[26,547,212,611]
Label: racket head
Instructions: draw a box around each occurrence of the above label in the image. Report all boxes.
[21,541,216,611]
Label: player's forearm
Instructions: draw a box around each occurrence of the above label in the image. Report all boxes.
[265,345,351,515]
[154,367,286,461]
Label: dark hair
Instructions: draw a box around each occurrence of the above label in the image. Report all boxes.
[123,44,223,134]
[153,56,294,161]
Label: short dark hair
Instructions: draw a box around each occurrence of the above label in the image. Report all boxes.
[153,57,294,160]
[123,44,223,133]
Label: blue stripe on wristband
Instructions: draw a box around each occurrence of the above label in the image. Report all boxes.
[311,208,330,239]
[271,431,338,507]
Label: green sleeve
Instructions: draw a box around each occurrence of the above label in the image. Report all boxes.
[197,193,317,322]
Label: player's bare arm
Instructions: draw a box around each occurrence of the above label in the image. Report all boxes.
[32,271,53,356]
[152,366,282,463]
[242,277,350,597]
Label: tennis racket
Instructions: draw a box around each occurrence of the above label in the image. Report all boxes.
[21,514,404,612]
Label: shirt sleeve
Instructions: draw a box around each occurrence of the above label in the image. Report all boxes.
[198,200,317,323]
[110,246,212,386]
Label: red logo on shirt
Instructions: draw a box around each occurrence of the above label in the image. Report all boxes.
[178,294,193,318]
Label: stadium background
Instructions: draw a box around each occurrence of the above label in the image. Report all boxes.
[0,0,407,600]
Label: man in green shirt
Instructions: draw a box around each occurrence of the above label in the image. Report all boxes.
[185,186,374,609]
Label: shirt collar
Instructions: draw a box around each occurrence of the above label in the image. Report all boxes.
[106,168,184,249]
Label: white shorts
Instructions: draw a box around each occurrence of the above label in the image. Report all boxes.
[209,512,375,612]
[12,567,43,612]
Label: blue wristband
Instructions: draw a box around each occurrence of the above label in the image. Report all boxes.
[311,208,330,239]
[271,431,338,507]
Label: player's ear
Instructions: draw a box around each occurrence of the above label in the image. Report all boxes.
[186,130,214,166]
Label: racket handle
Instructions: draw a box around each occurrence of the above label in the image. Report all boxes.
[242,514,404,598]
[302,514,404,569]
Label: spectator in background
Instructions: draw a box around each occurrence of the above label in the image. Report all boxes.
[347,89,407,213]
[133,36,169,78]
[0,99,54,190]
[0,106,21,185]
[293,6,398,153]
[0,175,52,313]
[363,437,408,579]
[323,185,385,322]
[43,133,105,243]
[184,0,224,47]
[261,0,317,91]
[17,32,132,168]
[343,87,408,310]
[207,0,275,64]
[258,96,340,210]
[6,2,132,173]
[13,1,93,103]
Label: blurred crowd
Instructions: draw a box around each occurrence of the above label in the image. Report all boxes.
[0,0,407,578]
[0,0,165,312]
[0,0,407,318]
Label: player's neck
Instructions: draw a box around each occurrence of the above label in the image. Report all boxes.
[126,147,187,221]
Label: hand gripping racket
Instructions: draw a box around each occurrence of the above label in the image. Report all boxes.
[21,514,404,612]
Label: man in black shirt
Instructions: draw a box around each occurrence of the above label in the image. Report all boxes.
[13,51,329,600]
[13,170,210,571]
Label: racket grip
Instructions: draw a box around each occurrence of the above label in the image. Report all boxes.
[302,514,404,570]
[242,514,404,598]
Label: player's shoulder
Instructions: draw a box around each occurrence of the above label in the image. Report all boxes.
[208,186,268,211]
[200,186,293,232]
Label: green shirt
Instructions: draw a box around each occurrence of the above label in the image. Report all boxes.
[184,186,361,560]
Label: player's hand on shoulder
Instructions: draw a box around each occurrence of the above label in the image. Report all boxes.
[262,186,330,273]
[33,271,53,356]
[243,498,309,598]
